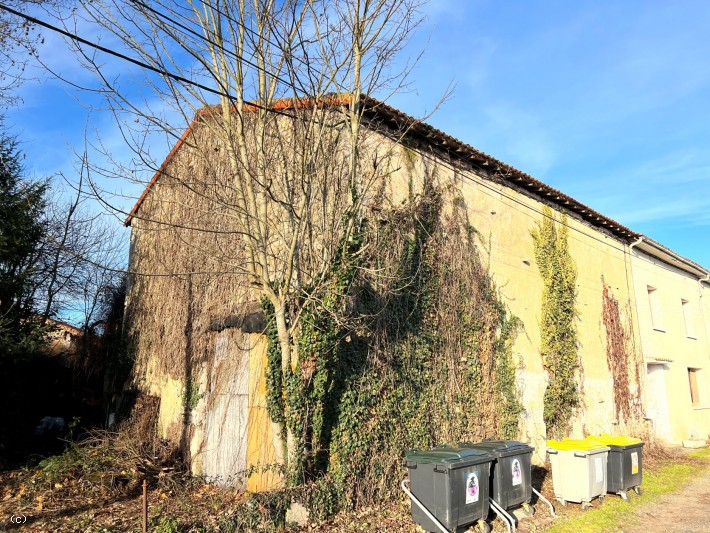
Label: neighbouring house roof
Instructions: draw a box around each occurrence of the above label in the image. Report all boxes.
[43,317,83,358]
[45,317,83,337]
[633,236,709,280]
[124,94,709,279]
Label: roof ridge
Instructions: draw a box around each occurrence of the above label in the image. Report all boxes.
[123,94,708,276]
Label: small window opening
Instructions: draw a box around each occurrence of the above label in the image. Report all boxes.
[647,286,664,331]
[688,368,701,406]
[681,299,696,339]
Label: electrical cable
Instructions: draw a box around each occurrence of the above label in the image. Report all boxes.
[2,5,706,280]
[126,0,296,89]
[0,3,315,122]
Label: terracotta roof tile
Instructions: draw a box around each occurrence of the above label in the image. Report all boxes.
[125,94,637,242]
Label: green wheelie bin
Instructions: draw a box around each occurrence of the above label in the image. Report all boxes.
[462,440,535,515]
[404,446,495,532]
[586,435,644,500]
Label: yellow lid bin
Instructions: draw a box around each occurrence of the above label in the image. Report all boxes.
[585,435,645,499]
[585,434,643,447]
[546,439,610,509]
[547,439,609,452]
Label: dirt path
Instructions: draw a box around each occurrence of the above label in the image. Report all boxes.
[622,466,710,533]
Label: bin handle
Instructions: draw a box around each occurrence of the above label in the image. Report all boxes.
[404,461,417,469]
[433,465,448,474]
[573,452,587,458]
[547,450,558,455]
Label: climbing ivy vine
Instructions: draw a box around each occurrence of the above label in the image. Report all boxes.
[531,206,580,439]
[261,175,524,513]
[261,221,365,485]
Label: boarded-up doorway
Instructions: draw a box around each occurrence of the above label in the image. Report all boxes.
[646,362,672,443]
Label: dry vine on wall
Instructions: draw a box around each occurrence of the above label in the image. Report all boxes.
[601,278,642,422]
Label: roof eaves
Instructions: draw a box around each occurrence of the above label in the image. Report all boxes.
[125,94,644,246]
[360,96,640,242]
[635,236,709,279]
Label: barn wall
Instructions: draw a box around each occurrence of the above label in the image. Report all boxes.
[125,121,282,489]
[127,107,655,480]
[374,136,645,459]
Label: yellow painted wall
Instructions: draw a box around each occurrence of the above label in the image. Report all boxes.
[132,324,283,490]
[246,334,284,491]
[379,140,643,460]
[631,250,710,443]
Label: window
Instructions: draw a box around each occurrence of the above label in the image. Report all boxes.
[681,299,697,339]
[688,368,701,406]
[647,286,664,331]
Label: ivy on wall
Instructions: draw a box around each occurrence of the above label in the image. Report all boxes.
[262,222,365,485]
[531,206,580,439]
[261,173,524,514]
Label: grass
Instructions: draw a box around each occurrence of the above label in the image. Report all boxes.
[543,446,710,533]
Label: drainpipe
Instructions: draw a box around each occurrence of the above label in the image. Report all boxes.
[698,272,710,361]
[627,236,650,425]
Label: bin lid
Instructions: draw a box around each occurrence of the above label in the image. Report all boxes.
[459,440,534,457]
[585,434,644,447]
[547,439,609,452]
[405,445,493,465]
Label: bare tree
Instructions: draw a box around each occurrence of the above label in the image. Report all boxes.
[32,169,125,330]
[53,0,425,476]
[0,1,68,106]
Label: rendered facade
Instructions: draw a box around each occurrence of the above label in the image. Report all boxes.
[125,97,709,486]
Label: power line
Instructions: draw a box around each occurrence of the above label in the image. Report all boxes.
[127,0,296,89]
[2,6,704,280]
[0,3,307,120]
[0,4,227,95]
[193,0,315,70]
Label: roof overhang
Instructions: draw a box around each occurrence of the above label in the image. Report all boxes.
[634,237,709,280]
[122,94,709,278]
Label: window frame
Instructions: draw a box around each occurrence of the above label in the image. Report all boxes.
[688,368,701,406]
[681,299,697,339]
[647,285,664,332]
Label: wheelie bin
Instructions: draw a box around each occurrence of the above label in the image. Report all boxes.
[404,446,495,532]
[462,440,535,515]
[547,439,610,510]
[586,435,644,500]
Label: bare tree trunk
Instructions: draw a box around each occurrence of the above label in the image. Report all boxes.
[58,0,428,485]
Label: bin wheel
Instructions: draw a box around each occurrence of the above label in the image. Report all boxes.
[522,502,535,516]
[557,498,567,507]
[634,486,643,496]
[618,491,628,502]
[598,495,606,504]
[582,502,592,511]
[477,519,491,533]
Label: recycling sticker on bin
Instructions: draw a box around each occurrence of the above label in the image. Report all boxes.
[512,459,522,486]
[465,472,479,504]
[631,452,639,475]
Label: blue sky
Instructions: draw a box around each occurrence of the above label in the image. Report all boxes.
[7,0,710,268]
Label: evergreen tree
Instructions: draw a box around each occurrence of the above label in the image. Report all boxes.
[0,119,48,358]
